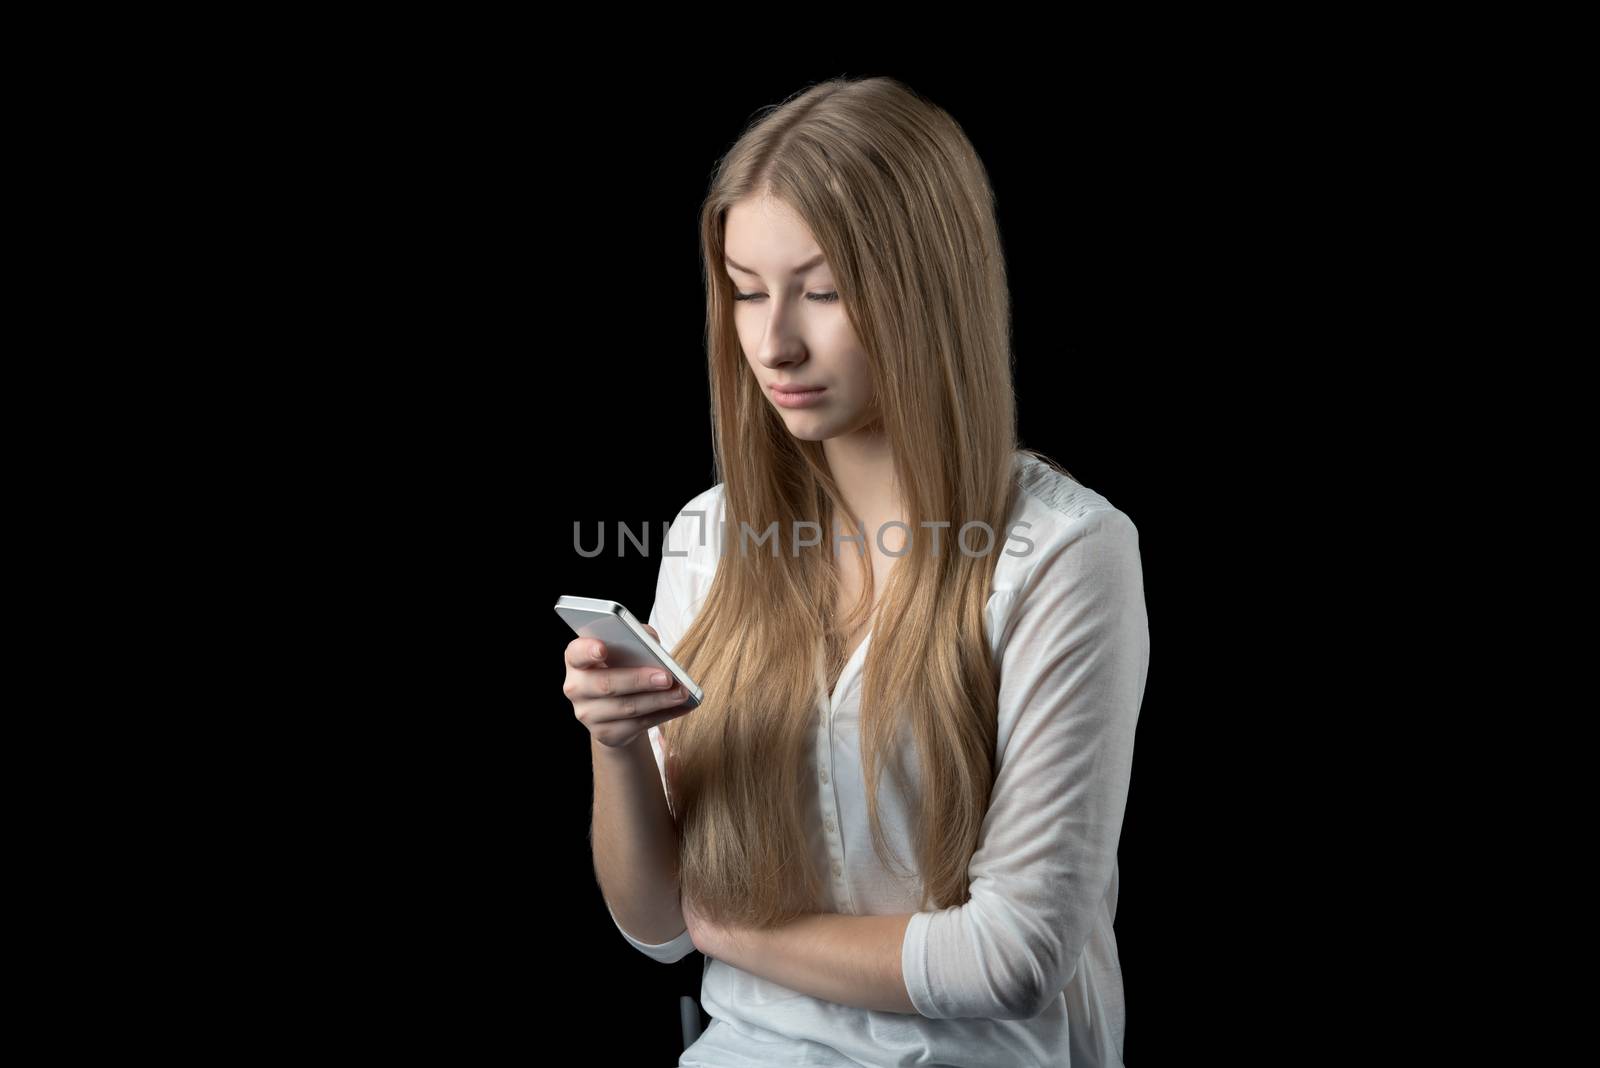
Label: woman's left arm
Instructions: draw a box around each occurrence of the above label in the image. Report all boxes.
[683,897,918,1014]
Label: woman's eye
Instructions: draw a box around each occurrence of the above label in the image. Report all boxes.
[733,291,840,304]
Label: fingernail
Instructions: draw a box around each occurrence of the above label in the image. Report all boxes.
[592,643,604,659]
[653,672,669,686]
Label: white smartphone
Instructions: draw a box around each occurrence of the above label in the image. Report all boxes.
[554,595,704,708]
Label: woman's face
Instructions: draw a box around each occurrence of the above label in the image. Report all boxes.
[724,195,877,441]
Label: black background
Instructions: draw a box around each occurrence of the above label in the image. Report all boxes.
[246,59,1387,1064]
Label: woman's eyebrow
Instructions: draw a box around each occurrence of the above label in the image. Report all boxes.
[725,252,827,277]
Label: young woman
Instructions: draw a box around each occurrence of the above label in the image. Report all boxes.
[568,76,1150,1068]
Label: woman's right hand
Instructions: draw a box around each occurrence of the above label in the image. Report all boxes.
[565,623,695,750]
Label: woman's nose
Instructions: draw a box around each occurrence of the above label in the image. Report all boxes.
[758,348,807,370]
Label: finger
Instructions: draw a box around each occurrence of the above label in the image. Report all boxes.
[634,667,678,693]
[587,686,691,723]
[580,668,680,704]
[565,638,608,669]
[635,703,693,730]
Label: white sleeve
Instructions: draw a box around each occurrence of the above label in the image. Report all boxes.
[900,507,1150,1019]
[606,899,696,964]
[606,492,713,965]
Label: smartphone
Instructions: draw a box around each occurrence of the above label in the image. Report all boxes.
[554,595,704,708]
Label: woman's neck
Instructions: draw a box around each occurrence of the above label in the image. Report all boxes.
[822,423,903,549]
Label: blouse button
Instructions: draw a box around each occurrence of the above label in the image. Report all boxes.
[832,861,842,876]
[820,770,829,784]
[824,816,834,831]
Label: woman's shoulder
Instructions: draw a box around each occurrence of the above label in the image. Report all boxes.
[664,482,727,566]
[1011,451,1119,522]
[673,480,725,519]
[997,452,1139,590]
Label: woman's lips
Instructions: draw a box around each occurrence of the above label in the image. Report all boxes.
[771,385,827,408]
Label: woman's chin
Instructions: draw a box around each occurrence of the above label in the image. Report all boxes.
[780,409,883,444]
[776,410,831,437]
[785,423,834,442]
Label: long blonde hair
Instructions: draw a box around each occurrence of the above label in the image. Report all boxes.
[663,75,1071,928]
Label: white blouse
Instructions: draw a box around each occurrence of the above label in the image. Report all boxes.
[605,451,1150,1068]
